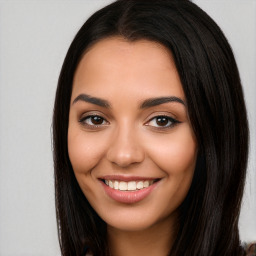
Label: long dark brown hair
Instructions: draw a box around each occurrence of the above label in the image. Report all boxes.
[53,0,249,255]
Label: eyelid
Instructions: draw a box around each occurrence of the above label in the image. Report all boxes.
[78,112,110,129]
[78,111,181,130]
[144,114,181,129]
[80,115,107,123]
[78,110,109,121]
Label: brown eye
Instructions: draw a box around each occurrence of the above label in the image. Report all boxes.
[91,116,104,125]
[146,115,180,129]
[156,117,169,126]
[79,115,107,127]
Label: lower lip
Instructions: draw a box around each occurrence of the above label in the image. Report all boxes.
[101,180,159,204]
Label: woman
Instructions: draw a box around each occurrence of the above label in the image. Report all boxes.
[53,0,251,255]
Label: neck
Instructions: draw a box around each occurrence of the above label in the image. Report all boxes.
[107,215,177,256]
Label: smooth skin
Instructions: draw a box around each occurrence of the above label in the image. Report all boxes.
[68,37,198,256]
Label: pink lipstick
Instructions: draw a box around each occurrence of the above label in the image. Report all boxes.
[99,176,160,204]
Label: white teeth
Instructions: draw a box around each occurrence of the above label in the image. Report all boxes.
[114,181,119,189]
[128,181,136,191]
[143,181,149,188]
[109,180,113,188]
[119,181,127,191]
[104,179,155,191]
[136,181,143,189]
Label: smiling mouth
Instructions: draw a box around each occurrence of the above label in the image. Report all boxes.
[102,179,160,192]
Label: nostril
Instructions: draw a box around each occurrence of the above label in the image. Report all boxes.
[106,145,145,167]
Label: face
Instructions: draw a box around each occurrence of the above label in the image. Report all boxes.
[68,37,197,232]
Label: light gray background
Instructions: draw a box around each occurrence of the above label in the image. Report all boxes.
[0,1,255,255]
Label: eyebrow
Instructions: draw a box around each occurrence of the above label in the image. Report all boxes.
[72,93,185,109]
[72,94,110,108]
[140,96,186,108]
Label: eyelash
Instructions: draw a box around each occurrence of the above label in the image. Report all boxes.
[79,115,108,128]
[146,115,180,129]
[79,115,180,130]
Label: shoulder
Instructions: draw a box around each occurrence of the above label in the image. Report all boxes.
[243,242,256,256]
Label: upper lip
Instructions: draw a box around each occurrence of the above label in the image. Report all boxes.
[99,175,161,182]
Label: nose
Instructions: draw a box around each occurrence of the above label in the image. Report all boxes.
[106,126,145,168]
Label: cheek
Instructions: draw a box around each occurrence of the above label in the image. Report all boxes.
[67,128,106,174]
[148,127,197,213]
[147,126,197,176]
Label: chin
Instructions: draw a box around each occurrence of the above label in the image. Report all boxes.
[96,204,177,233]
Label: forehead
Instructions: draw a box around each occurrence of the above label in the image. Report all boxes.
[83,37,171,59]
[78,37,174,72]
[72,37,184,101]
